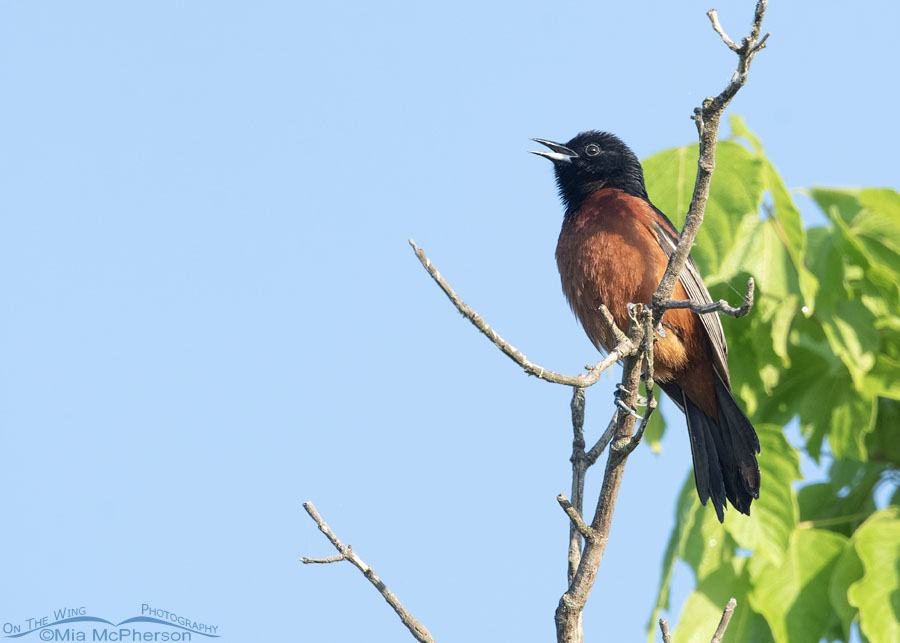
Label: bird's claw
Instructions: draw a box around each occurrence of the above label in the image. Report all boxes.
[615,384,646,419]
[615,383,646,407]
[616,398,644,421]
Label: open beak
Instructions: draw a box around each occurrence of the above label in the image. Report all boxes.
[530,138,578,164]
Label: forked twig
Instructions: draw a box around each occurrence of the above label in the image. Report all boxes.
[409,239,634,387]
[324,4,768,642]
[301,502,435,643]
[662,278,755,318]
[651,0,769,321]
[657,598,736,643]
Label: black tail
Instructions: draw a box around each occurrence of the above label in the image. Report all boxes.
[661,376,760,522]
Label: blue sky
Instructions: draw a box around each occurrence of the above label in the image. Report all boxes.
[1,1,897,642]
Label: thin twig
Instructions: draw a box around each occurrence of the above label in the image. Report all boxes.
[555,310,647,642]
[301,502,436,643]
[301,553,346,564]
[409,239,634,387]
[405,7,766,643]
[621,310,658,456]
[650,0,769,322]
[663,278,754,318]
[599,303,628,345]
[585,414,618,465]
[707,10,739,51]
[711,598,737,643]
[567,387,588,585]
[659,618,673,643]
[558,494,594,539]
[555,4,768,640]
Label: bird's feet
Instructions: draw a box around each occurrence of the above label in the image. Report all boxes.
[614,384,645,420]
[615,383,646,406]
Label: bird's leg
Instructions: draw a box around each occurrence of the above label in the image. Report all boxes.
[617,303,648,419]
[614,383,646,419]
[615,398,644,421]
[615,383,647,407]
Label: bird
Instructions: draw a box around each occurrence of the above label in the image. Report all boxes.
[531,131,760,522]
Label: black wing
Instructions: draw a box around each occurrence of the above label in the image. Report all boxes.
[650,207,732,389]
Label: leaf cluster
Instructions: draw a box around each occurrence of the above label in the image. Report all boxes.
[642,117,900,643]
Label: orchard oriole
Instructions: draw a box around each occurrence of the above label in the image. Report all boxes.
[532,131,760,522]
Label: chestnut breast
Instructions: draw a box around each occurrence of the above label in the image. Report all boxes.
[555,188,713,391]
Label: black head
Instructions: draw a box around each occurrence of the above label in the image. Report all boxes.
[531,131,648,216]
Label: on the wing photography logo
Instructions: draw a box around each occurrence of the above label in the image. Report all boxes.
[2,604,219,641]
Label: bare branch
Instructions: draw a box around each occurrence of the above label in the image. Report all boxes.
[711,598,737,643]
[752,31,771,52]
[567,387,588,584]
[650,0,769,320]
[659,618,673,643]
[707,9,739,51]
[556,2,768,638]
[599,303,628,345]
[558,494,594,539]
[410,239,635,387]
[621,312,658,456]
[656,599,736,643]
[301,502,436,643]
[585,414,618,465]
[301,553,345,564]
[556,308,647,642]
[662,277,754,318]
[404,6,767,643]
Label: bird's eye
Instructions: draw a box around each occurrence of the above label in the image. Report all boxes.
[584,143,601,157]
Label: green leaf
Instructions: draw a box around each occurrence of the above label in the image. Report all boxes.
[715,215,797,299]
[643,141,765,277]
[748,529,848,643]
[754,336,836,430]
[648,426,802,640]
[809,187,863,225]
[683,497,732,581]
[863,354,900,400]
[728,115,816,309]
[806,224,848,309]
[853,193,900,258]
[818,299,878,389]
[812,188,900,305]
[673,564,773,643]
[798,372,876,461]
[647,475,704,641]
[647,475,737,641]
[729,114,764,154]
[829,542,864,640]
[642,381,667,453]
[797,460,883,537]
[858,188,900,225]
[867,398,900,463]
[847,508,900,643]
[643,144,694,221]
[724,424,800,568]
[769,294,798,365]
[645,126,900,643]
[764,162,807,273]
[797,483,833,519]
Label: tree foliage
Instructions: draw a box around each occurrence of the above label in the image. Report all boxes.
[642,116,900,643]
